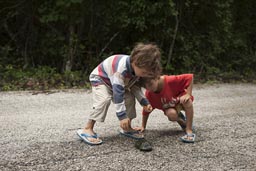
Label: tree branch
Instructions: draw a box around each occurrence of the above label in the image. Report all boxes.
[98,32,120,57]
[166,14,179,69]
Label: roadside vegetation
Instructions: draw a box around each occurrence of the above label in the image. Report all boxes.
[1,0,255,91]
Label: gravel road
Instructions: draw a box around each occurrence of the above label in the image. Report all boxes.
[0,84,256,171]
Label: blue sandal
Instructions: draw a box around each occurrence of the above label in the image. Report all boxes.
[119,130,144,140]
[77,129,103,145]
[180,133,196,143]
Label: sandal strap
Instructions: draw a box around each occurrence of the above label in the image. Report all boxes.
[81,133,98,139]
[186,133,195,137]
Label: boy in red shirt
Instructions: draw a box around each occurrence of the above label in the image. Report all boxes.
[137,74,195,143]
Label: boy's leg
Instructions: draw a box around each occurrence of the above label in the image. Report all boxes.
[164,108,178,121]
[81,119,100,144]
[182,99,194,134]
[83,84,112,142]
[165,106,186,129]
[124,89,136,120]
[179,99,195,142]
[120,89,144,139]
[175,104,187,129]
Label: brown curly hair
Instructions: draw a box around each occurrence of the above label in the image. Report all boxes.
[130,43,162,77]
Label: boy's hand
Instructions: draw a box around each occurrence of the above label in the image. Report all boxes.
[143,104,153,112]
[134,126,145,133]
[180,89,191,104]
[120,118,131,131]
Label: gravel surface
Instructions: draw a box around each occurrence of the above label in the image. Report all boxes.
[0,84,256,171]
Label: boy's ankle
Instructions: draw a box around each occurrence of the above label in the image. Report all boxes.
[186,129,193,134]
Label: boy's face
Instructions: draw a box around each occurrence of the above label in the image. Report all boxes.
[145,78,159,92]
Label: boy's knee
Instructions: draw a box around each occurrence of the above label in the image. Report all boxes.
[95,96,112,108]
[183,99,193,109]
[165,108,178,121]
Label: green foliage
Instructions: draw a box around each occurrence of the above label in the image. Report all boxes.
[0,65,89,91]
[0,0,256,91]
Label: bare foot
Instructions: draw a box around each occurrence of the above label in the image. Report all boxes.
[121,128,144,139]
[82,129,102,143]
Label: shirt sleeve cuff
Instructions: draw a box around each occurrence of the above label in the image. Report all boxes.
[140,98,150,106]
[117,115,128,121]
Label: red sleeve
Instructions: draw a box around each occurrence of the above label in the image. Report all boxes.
[176,74,194,100]
[175,74,193,89]
[166,74,194,100]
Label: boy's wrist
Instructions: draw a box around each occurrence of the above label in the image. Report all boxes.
[118,115,128,121]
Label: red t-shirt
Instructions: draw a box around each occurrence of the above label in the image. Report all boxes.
[143,74,194,116]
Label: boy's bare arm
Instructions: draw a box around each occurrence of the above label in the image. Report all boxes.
[186,77,193,95]
[142,104,152,129]
[134,104,152,132]
[135,114,149,132]
[142,114,149,130]
[181,76,194,134]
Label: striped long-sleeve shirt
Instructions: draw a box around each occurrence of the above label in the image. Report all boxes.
[89,55,149,120]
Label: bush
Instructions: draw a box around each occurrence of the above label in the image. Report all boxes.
[0,65,90,91]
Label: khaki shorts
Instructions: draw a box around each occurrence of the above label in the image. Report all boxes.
[88,84,137,122]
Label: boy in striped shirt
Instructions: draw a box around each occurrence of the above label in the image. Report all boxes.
[77,43,162,145]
